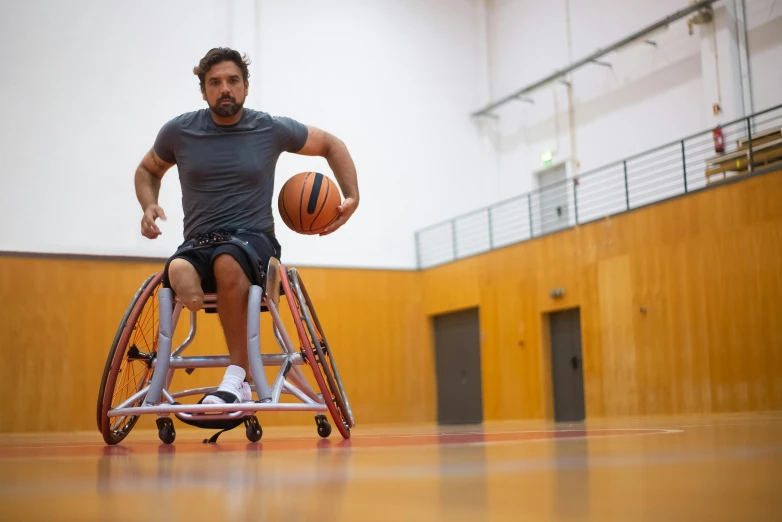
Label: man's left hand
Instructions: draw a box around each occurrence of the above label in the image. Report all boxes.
[320,197,358,236]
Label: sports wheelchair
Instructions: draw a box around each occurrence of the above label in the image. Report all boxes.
[96,231,354,445]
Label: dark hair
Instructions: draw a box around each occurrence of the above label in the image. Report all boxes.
[193,47,251,90]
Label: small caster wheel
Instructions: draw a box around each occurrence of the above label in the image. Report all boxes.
[245,415,263,442]
[156,417,176,445]
[315,414,332,438]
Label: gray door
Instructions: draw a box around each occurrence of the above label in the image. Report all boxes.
[537,164,569,234]
[433,308,483,425]
[549,308,585,422]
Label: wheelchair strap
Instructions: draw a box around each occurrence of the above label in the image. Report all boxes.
[172,229,268,286]
[204,428,233,444]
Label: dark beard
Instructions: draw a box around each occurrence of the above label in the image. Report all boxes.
[210,97,243,117]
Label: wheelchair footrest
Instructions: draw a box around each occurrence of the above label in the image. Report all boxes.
[175,412,246,431]
[172,396,251,431]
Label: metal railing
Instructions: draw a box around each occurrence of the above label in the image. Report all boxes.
[415,103,782,269]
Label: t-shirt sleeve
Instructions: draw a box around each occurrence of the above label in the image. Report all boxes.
[273,116,309,153]
[152,118,180,164]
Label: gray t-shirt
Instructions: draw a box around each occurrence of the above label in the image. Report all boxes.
[153,108,309,240]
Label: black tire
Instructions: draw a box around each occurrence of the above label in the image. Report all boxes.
[98,272,163,445]
[245,416,263,442]
[316,414,332,439]
[157,418,176,445]
[96,272,159,430]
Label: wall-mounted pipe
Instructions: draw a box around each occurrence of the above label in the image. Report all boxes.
[471,0,722,118]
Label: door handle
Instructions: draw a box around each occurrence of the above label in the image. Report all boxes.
[571,356,580,370]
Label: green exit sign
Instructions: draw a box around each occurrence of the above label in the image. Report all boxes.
[541,149,554,167]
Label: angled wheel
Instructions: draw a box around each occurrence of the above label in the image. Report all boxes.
[97,272,163,445]
[295,271,355,428]
[281,265,354,439]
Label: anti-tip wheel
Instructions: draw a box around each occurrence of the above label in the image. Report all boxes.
[315,414,332,438]
[156,418,176,445]
[245,416,263,442]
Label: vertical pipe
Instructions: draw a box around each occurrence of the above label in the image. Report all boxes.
[451,220,458,260]
[487,207,494,250]
[573,179,579,224]
[527,193,534,238]
[681,140,689,193]
[623,160,630,210]
[746,116,754,172]
[739,0,755,116]
[414,232,422,269]
[565,0,578,182]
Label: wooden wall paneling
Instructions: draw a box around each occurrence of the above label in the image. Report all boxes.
[0,258,435,433]
[597,255,637,416]
[635,247,653,416]
[421,257,480,316]
[448,171,782,420]
[3,171,782,433]
[579,262,603,418]
[477,256,500,422]
[520,273,545,420]
[757,221,782,408]
[479,248,528,422]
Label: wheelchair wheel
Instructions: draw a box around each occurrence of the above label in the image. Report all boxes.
[97,272,163,445]
[281,266,354,439]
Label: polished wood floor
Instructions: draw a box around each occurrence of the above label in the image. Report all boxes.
[1,413,781,521]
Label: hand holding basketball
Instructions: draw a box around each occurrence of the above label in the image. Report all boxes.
[319,196,358,236]
[278,172,357,235]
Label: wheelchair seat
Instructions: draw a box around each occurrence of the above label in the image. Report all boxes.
[165,230,286,315]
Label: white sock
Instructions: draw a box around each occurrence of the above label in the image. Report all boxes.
[202,365,248,404]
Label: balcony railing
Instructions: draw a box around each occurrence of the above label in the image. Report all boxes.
[415,103,782,269]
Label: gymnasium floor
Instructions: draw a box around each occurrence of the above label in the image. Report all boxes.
[1,413,781,521]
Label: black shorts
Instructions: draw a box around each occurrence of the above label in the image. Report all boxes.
[162,230,282,293]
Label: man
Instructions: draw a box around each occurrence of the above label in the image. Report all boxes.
[134,47,359,405]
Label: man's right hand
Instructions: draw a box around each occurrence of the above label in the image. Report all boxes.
[136,147,174,240]
[141,204,167,239]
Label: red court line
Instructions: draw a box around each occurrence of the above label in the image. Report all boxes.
[0,428,675,459]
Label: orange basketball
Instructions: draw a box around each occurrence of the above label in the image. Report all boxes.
[278,172,342,235]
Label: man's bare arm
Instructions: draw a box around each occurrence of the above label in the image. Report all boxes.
[135,148,173,210]
[295,126,359,235]
[135,148,174,239]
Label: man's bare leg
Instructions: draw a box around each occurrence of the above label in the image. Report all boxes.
[213,254,251,376]
[167,259,204,312]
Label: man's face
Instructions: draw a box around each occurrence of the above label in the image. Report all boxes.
[202,61,248,118]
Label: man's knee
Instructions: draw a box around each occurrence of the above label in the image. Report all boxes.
[168,258,204,312]
[213,254,249,292]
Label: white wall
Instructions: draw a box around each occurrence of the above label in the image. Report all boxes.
[746,0,782,113]
[255,0,496,269]
[0,0,227,259]
[482,0,782,204]
[0,0,494,270]
[4,1,778,269]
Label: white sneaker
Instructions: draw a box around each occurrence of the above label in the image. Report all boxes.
[202,365,252,405]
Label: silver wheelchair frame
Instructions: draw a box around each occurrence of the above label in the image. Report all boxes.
[97,257,355,445]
